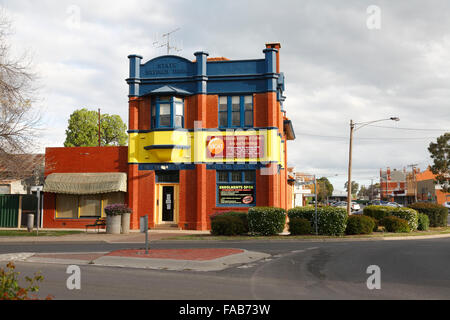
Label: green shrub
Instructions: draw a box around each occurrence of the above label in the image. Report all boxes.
[288,218,312,235]
[316,207,348,236]
[363,205,392,220]
[287,206,315,221]
[345,215,375,235]
[390,207,419,231]
[418,213,430,231]
[381,216,410,233]
[409,202,448,227]
[210,211,248,233]
[372,218,380,232]
[288,206,347,236]
[210,216,246,236]
[248,207,286,236]
[364,206,418,230]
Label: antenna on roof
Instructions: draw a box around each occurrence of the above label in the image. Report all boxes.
[153,28,183,55]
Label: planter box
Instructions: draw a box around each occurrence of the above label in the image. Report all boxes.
[106,215,121,234]
[121,213,130,234]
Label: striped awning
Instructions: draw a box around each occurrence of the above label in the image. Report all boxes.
[43,173,127,195]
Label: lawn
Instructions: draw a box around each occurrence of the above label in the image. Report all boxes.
[0,230,84,237]
[162,227,450,241]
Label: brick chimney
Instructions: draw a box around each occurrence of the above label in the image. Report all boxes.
[265,43,281,73]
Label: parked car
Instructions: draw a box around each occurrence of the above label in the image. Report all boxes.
[332,201,347,209]
[385,202,403,208]
[351,202,361,211]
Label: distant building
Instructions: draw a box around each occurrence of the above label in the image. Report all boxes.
[416,168,449,205]
[0,154,45,195]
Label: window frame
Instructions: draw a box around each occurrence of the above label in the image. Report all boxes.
[218,95,254,129]
[151,96,185,129]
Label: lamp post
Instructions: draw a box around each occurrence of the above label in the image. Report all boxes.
[347,117,400,216]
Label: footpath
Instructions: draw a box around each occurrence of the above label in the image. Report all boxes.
[0,230,270,272]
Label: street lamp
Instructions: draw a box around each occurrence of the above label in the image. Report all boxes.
[347,117,400,216]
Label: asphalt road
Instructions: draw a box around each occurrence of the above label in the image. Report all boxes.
[4,238,450,300]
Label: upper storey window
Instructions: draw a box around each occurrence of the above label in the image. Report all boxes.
[219,95,253,128]
[151,96,184,129]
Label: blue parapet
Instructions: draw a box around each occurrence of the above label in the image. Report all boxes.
[127,54,143,97]
[194,51,209,94]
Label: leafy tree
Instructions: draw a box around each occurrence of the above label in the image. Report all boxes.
[317,177,334,203]
[344,181,359,196]
[428,133,449,192]
[64,109,128,147]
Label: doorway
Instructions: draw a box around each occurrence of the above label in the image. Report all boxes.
[155,184,179,224]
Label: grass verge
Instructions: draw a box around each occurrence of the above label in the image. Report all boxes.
[161,227,450,241]
[0,230,84,237]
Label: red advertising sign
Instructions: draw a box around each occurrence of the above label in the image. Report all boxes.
[206,135,264,159]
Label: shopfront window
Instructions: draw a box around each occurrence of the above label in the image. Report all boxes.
[55,193,125,219]
[151,96,185,129]
[218,95,253,128]
[216,170,256,206]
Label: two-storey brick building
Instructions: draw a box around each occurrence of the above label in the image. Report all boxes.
[43,43,296,230]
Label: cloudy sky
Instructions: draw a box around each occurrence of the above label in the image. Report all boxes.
[1,0,449,191]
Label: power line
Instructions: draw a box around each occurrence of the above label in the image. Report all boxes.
[296,132,438,141]
[366,124,449,131]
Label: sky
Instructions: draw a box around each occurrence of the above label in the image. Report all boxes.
[1,0,449,191]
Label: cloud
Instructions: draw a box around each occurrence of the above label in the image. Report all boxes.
[1,0,448,190]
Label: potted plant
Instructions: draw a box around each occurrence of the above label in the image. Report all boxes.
[104,204,131,234]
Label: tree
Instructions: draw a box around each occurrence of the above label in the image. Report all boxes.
[317,177,334,203]
[428,133,449,192]
[344,181,359,196]
[64,109,128,147]
[0,11,43,181]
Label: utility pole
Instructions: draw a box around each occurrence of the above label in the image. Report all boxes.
[407,164,419,203]
[347,120,354,216]
[98,108,101,147]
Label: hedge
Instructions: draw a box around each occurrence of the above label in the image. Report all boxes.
[248,207,286,236]
[288,218,312,235]
[288,206,347,236]
[418,213,430,231]
[364,205,418,231]
[408,203,448,227]
[210,211,248,233]
[381,216,410,233]
[210,216,246,236]
[345,215,375,235]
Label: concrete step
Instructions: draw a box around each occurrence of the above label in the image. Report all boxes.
[152,224,181,230]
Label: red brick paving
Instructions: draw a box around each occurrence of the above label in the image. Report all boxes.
[106,248,244,261]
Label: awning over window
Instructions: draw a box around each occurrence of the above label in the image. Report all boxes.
[44,173,127,195]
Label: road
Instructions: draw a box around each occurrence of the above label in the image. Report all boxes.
[3,238,450,300]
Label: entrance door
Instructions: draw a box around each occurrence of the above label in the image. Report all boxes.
[162,186,175,222]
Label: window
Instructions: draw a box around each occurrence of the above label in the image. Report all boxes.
[151,96,184,129]
[216,170,256,206]
[55,193,125,219]
[218,95,253,128]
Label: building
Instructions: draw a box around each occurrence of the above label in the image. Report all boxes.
[43,43,296,230]
[380,167,407,204]
[416,167,450,205]
[0,154,45,195]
